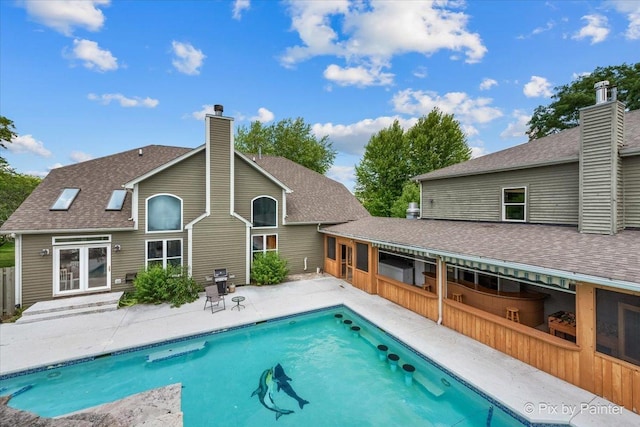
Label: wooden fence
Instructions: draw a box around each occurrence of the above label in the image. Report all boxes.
[0,267,16,317]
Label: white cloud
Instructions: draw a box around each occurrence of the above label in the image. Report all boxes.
[500,110,531,139]
[479,78,497,91]
[171,41,205,75]
[572,14,610,44]
[413,66,428,79]
[523,76,553,98]
[8,134,52,157]
[66,38,118,72]
[469,144,487,158]
[250,107,275,123]
[572,71,591,80]
[327,165,356,191]
[232,0,250,20]
[281,0,487,86]
[21,0,109,35]
[313,116,418,156]
[391,88,503,138]
[191,105,218,120]
[532,20,555,35]
[70,151,94,163]
[88,93,159,108]
[323,64,394,87]
[610,0,640,39]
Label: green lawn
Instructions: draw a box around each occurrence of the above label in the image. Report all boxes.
[0,241,15,268]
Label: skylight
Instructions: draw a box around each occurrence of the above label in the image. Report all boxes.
[106,189,127,211]
[51,188,80,211]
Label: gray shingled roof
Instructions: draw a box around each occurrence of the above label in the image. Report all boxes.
[1,145,192,233]
[322,217,640,288]
[254,156,370,224]
[415,108,640,181]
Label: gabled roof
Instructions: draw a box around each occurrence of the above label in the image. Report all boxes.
[322,217,640,290]
[1,145,191,233]
[253,156,370,224]
[415,108,640,181]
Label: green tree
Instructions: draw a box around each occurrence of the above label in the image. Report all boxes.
[355,120,408,217]
[390,181,421,218]
[0,166,41,243]
[235,117,337,174]
[355,109,470,217]
[527,63,640,139]
[1,116,18,165]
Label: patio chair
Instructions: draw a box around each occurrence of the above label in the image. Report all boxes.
[204,285,226,313]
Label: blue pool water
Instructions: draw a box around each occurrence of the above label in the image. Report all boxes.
[1,306,531,426]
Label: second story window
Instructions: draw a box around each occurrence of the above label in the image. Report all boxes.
[147,194,182,232]
[502,187,526,222]
[252,196,277,228]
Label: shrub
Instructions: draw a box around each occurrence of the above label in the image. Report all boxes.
[251,252,288,286]
[133,265,200,307]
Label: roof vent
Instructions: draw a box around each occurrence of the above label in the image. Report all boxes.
[213,104,224,116]
[594,81,610,104]
[406,202,420,220]
[138,148,143,156]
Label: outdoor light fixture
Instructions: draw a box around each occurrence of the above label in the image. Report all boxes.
[40,249,50,256]
[114,244,122,252]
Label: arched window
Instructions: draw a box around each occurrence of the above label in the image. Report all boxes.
[147,194,182,232]
[252,196,277,228]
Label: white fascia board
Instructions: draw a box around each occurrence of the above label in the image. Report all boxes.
[234,151,293,193]
[123,145,205,189]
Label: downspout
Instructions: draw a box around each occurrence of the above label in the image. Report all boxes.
[232,212,252,283]
[185,213,209,277]
[437,256,445,325]
[14,234,22,308]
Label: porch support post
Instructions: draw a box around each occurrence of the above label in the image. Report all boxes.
[577,282,596,392]
[436,256,445,325]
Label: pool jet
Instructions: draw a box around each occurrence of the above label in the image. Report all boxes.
[274,363,309,409]
[251,368,294,420]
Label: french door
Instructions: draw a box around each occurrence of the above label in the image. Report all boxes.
[54,245,110,295]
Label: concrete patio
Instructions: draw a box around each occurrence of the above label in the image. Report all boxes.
[1,276,638,426]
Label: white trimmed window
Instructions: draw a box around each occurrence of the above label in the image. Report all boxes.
[502,187,526,222]
[252,196,277,228]
[252,234,277,257]
[146,239,182,268]
[146,194,183,232]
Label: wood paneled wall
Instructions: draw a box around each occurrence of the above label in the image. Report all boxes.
[377,276,439,322]
[444,301,581,385]
[594,354,640,413]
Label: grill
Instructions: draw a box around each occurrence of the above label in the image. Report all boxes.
[214,268,229,294]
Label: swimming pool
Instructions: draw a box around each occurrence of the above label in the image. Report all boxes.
[1,306,533,426]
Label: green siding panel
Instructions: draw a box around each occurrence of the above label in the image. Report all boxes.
[421,163,579,224]
[623,156,640,228]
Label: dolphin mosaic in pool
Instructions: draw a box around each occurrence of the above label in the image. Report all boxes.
[252,363,309,420]
[251,367,295,420]
[274,363,309,409]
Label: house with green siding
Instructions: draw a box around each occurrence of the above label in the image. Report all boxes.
[0,105,369,308]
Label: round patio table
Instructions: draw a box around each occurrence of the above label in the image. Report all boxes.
[231,296,245,311]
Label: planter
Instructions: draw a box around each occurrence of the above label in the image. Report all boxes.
[228,284,236,293]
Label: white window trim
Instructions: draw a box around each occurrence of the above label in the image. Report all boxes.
[251,233,278,257]
[251,195,278,229]
[145,193,184,234]
[53,235,111,246]
[145,238,183,269]
[502,186,527,222]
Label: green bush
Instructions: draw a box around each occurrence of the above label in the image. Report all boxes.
[251,252,288,286]
[133,265,200,307]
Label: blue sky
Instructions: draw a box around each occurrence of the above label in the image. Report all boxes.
[1,1,638,191]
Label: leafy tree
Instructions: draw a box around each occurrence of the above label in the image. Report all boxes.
[527,63,640,139]
[354,120,408,217]
[390,181,421,218]
[355,109,470,217]
[235,117,337,174]
[0,167,41,243]
[1,116,18,165]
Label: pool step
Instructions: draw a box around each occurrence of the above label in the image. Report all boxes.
[0,384,34,398]
[16,292,123,324]
[147,341,207,363]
